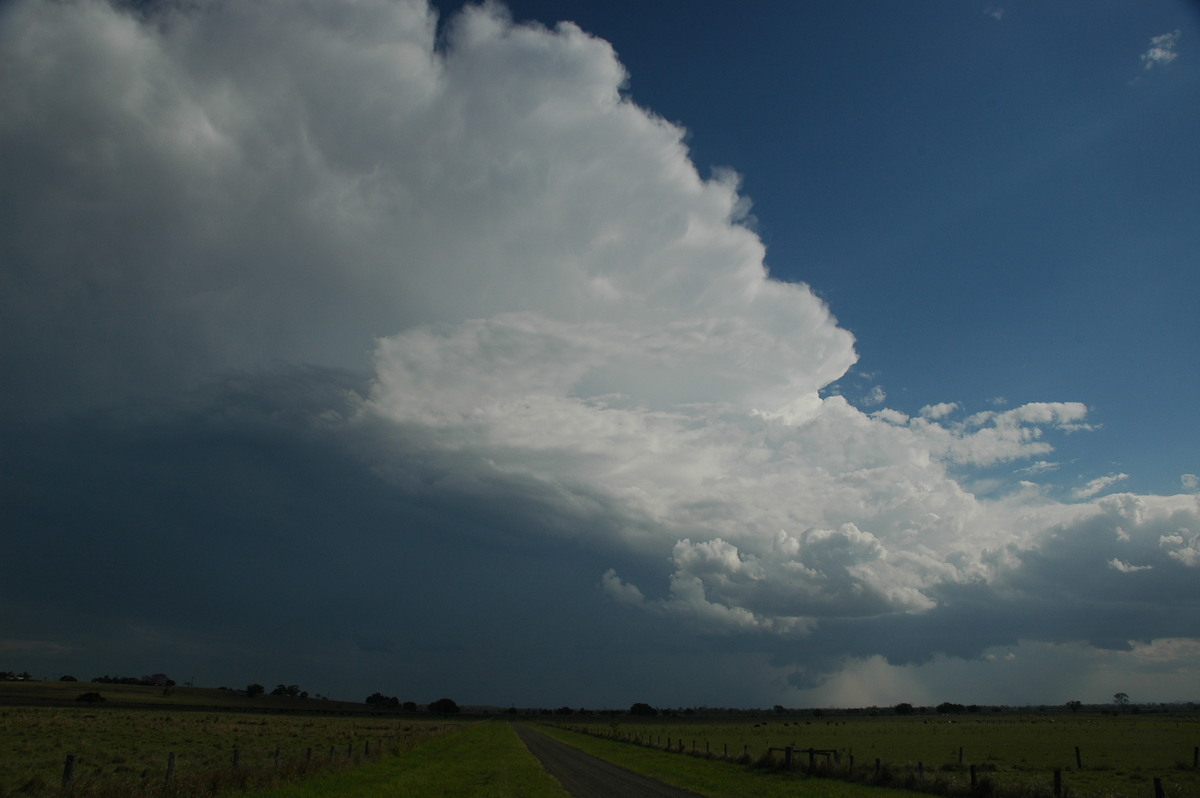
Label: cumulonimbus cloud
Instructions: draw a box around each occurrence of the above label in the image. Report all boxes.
[2,0,1197,692]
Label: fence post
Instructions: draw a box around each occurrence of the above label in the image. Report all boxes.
[1153,777,1164,798]
[875,757,881,775]
[918,761,923,778]
[1193,746,1198,769]
[274,746,281,767]
[959,746,964,764]
[1053,768,1062,797]
[970,764,977,788]
[328,744,335,760]
[306,747,312,765]
[231,748,240,772]
[347,740,352,759]
[166,752,177,785]
[1075,746,1082,769]
[61,754,76,792]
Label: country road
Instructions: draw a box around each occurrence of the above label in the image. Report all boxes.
[514,724,706,798]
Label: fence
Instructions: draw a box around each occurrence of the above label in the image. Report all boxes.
[55,737,393,796]
[556,723,1198,798]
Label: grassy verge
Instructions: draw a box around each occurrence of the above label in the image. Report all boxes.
[236,721,569,798]
[532,724,930,798]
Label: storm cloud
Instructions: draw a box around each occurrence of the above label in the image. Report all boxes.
[2,0,1197,706]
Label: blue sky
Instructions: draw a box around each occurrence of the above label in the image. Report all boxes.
[1,0,1198,709]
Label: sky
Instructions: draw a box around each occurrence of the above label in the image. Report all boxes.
[1,0,1198,710]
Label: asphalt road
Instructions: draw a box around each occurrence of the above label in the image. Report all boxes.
[513,724,706,798]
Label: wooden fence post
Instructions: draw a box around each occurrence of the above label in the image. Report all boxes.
[61,754,76,792]
[970,764,977,788]
[1153,777,1164,798]
[918,761,923,778]
[274,746,281,767]
[1193,745,1198,769]
[166,752,177,785]
[1075,746,1082,769]
[875,757,881,775]
[231,748,240,772]
[1053,768,1062,797]
[306,747,312,765]
[958,746,964,764]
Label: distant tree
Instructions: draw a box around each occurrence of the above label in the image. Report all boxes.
[1113,692,1130,708]
[76,692,105,703]
[271,684,302,697]
[403,701,417,712]
[936,702,966,714]
[554,706,574,715]
[812,708,825,718]
[428,697,460,714]
[894,702,915,716]
[629,702,657,716]
[366,692,401,709]
[246,683,265,698]
[1066,700,1082,713]
[59,675,77,681]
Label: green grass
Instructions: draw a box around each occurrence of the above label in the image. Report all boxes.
[545,714,1200,797]
[531,723,931,798]
[0,704,455,797]
[235,721,570,798]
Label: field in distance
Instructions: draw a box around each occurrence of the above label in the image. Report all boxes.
[0,679,373,714]
[0,680,460,797]
[546,712,1200,797]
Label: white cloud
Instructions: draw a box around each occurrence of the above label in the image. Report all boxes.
[1141,30,1181,69]
[1073,473,1129,500]
[1181,474,1199,493]
[984,7,1005,23]
[920,401,958,419]
[1017,460,1060,476]
[862,385,887,407]
[1108,558,1151,573]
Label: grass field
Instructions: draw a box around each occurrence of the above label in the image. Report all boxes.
[3,680,1197,798]
[234,720,569,798]
[0,701,456,797]
[546,713,1200,797]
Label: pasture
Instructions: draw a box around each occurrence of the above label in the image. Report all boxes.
[0,702,456,797]
[550,712,1200,797]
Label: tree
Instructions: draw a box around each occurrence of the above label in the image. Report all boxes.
[629,702,657,717]
[1113,692,1130,708]
[246,683,265,698]
[894,702,915,716]
[1066,700,1082,713]
[428,697,460,714]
